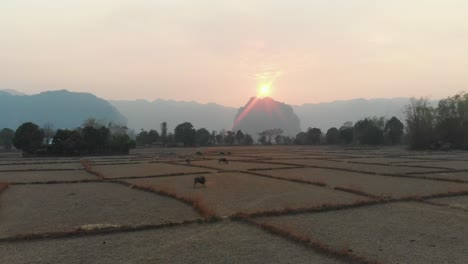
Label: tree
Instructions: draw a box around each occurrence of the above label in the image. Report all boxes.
[52,129,85,155]
[339,122,354,144]
[354,117,384,145]
[434,93,466,147]
[13,122,44,153]
[196,128,211,146]
[325,127,339,144]
[136,130,150,146]
[174,122,196,147]
[224,131,236,145]
[0,128,15,150]
[110,134,134,154]
[235,130,245,144]
[161,122,168,147]
[258,129,283,144]
[405,98,434,149]
[244,134,254,145]
[294,132,308,145]
[82,126,110,153]
[108,123,128,136]
[275,135,283,145]
[82,117,105,129]
[216,130,224,145]
[306,128,322,144]
[148,129,159,144]
[384,117,404,145]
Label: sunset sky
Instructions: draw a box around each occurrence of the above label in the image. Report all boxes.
[1,0,467,107]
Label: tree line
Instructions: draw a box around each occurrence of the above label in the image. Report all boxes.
[2,92,468,153]
[253,116,404,146]
[4,118,135,156]
[406,92,468,150]
[136,122,255,147]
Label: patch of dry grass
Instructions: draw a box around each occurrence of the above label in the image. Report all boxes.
[0,219,213,243]
[243,171,328,187]
[235,217,382,264]
[233,199,380,218]
[333,186,385,200]
[130,183,217,219]
[80,160,105,179]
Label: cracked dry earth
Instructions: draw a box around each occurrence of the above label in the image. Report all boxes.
[1,146,468,263]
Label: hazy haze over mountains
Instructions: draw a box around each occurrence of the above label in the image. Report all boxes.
[2,89,420,133]
[111,96,415,132]
[293,98,411,131]
[0,90,126,130]
[110,99,237,132]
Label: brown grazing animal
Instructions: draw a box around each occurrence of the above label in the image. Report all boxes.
[218,158,229,164]
[185,158,191,165]
[194,176,206,188]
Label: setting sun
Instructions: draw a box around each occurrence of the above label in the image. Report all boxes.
[259,84,271,98]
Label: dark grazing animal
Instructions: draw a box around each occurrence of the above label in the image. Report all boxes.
[185,158,191,165]
[194,176,206,188]
[218,158,229,164]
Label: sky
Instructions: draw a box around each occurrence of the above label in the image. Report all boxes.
[1,0,468,107]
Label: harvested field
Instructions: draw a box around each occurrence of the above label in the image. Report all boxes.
[188,159,298,171]
[405,171,468,181]
[2,146,468,263]
[127,172,366,216]
[401,160,468,170]
[272,158,449,174]
[0,162,84,171]
[0,170,96,183]
[256,202,468,264]
[93,162,216,179]
[429,195,468,210]
[0,182,200,238]
[258,167,468,198]
[0,221,346,264]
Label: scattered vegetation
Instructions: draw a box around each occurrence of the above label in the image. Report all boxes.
[130,183,217,219]
[80,160,105,179]
[233,217,382,264]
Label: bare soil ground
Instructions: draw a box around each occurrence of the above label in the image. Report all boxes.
[0,162,84,171]
[256,202,468,264]
[0,170,96,183]
[0,183,200,238]
[429,195,468,210]
[93,162,215,179]
[1,146,468,263]
[0,221,346,264]
[271,158,449,174]
[126,172,365,216]
[188,159,299,171]
[258,167,468,198]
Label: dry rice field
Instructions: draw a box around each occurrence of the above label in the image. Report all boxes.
[1,146,468,263]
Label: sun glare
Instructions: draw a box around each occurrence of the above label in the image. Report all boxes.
[259,84,271,98]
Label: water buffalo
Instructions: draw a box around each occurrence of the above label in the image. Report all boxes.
[194,176,206,188]
[218,158,229,164]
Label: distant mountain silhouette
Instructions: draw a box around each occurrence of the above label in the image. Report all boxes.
[232,97,301,137]
[0,89,26,96]
[2,88,424,134]
[0,90,126,129]
[110,99,237,132]
[293,98,412,131]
